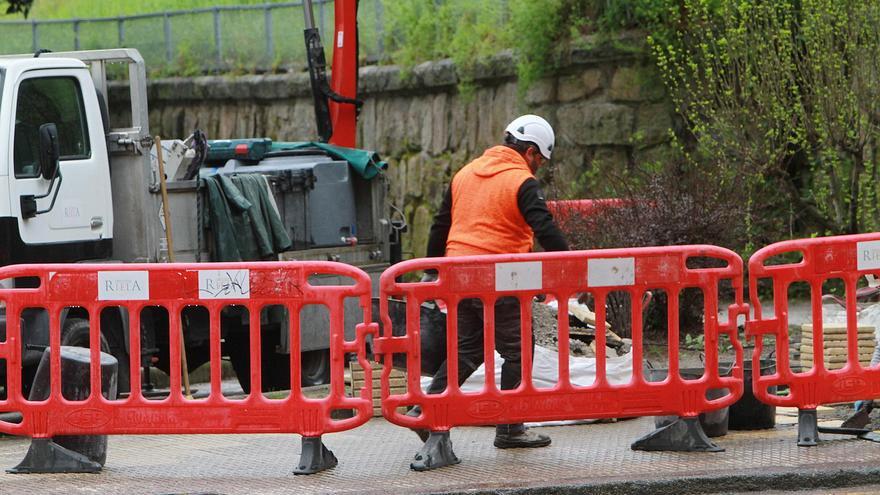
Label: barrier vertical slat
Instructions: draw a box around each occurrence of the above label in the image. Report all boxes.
[594,291,608,387]
[446,297,461,395]
[7,304,21,401]
[329,296,345,400]
[90,304,102,402]
[631,288,645,383]
[809,279,823,373]
[49,306,62,406]
[168,303,182,401]
[667,290,680,380]
[209,306,222,399]
[128,305,142,400]
[704,291,718,382]
[290,303,302,396]
[557,296,571,390]
[481,296,496,391]
[846,275,858,368]
[520,296,534,392]
[249,305,262,396]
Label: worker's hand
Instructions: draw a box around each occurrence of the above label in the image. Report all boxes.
[420,270,438,283]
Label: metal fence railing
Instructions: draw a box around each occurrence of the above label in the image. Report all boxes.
[0,0,385,75]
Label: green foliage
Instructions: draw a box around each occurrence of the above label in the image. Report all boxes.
[650,0,880,237]
[381,0,505,85]
[382,0,651,90]
[3,0,31,17]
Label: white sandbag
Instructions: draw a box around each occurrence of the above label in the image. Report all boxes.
[419,344,633,392]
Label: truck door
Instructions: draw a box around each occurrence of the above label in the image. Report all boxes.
[9,69,113,247]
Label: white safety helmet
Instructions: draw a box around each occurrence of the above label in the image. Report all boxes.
[504,114,555,159]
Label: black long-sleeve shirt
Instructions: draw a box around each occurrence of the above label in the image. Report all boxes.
[426,178,569,258]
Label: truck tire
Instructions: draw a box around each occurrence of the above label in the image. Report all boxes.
[226,335,330,392]
[226,331,291,394]
[62,317,131,395]
[61,318,111,355]
[300,349,331,387]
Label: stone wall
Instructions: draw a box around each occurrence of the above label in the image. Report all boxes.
[121,41,673,259]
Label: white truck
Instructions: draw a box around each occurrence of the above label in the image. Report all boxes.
[0,3,397,396]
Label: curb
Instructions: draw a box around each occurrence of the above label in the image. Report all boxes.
[430,466,880,495]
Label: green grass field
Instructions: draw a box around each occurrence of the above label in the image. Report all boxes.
[0,0,384,76]
[4,0,294,20]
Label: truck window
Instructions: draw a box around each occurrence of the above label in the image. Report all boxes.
[13,76,91,178]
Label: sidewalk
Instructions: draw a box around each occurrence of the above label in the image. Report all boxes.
[1,410,880,495]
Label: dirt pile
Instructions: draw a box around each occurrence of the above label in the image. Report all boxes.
[532,301,595,357]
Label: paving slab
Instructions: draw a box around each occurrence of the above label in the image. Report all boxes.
[2,415,880,494]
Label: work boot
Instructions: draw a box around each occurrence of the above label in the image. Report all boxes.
[493,424,551,449]
[406,406,429,442]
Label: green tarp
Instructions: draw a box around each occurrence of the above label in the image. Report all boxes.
[271,141,388,180]
[203,174,292,261]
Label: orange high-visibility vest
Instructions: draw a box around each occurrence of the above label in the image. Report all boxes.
[446,146,535,256]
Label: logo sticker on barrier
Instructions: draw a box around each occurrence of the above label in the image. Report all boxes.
[857,240,880,270]
[98,271,149,301]
[198,269,250,299]
[495,262,542,291]
[587,257,635,287]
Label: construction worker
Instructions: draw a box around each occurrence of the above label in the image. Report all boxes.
[412,114,570,448]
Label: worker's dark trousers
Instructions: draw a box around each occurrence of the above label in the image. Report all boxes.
[425,297,533,433]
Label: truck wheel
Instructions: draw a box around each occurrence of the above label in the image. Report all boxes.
[61,318,131,395]
[61,318,110,354]
[300,349,331,387]
[226,332,291,394]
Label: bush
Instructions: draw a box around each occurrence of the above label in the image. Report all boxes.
[555,158,748,338]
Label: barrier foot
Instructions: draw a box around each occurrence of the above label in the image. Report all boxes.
[797,408,818,447]
[7,438,102,474]
[630,417,723,452]
[293,436,338,475]
[411,431,460,471]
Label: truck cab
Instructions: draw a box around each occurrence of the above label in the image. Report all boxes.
[0,56,114,265]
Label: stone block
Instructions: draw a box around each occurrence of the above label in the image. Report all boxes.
[557,102,635,146]
[410,203,435,259]
[558,69,603,103]
[608,66,665,102]
[548,147,591,198]
[430,94,449,155]
[414,58,458,88]
[525,79,556,105]
[404,153,426,201]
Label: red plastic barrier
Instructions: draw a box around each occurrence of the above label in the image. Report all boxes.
[0,262,375,439]
[747,233,880,409]
[375,246,747,432]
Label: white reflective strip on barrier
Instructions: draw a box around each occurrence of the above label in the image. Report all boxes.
[587,258,635,287]
[98,271,150,300]
[495,261,542,291]
[857,240,880,270]
[198,269,251,299]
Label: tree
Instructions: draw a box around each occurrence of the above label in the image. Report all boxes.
[651,0,880,238]
[5,0,33,17]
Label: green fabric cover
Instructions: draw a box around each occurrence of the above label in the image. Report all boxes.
[271,141,388,179]
[203,174,292,261]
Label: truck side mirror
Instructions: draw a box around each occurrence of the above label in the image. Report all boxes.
[38,123,60,180]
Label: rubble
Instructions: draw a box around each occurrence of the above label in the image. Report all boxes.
[532,301,595,357]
